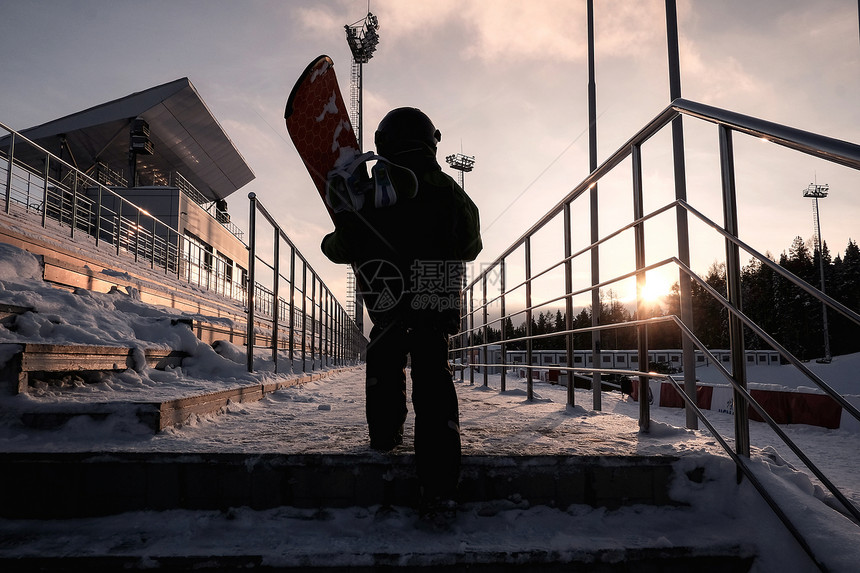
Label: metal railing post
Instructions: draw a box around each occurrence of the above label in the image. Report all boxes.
[70,171,78,239]
[587,0,602,411]
[460,287,467,383]
[272,225,281,373]
[289,246,296,369]
[150,217,157,269]
[632,143,650,432]
[95,185,102,248]
[311,274,317,371]
[4,132,14,213]
[590,183,601,410]
[666,0,698,430]
[337,310,347,365]
[469,285,475,385]
[326,288,333,367]
[134,209,141,262]
[525,236,533,401]
[246,192,258,372]
[116,199,122,256]
[499,258,507,392]
[482,273,488,387]
[563,203,575,406]
[41,156,49,227]
[301,260,308,373]
[718,125,750,460]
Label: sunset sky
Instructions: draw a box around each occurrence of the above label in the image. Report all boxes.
[2,0,859,317]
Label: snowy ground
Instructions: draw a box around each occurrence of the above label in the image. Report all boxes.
[2,240,860,571]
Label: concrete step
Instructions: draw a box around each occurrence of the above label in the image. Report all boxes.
[0,549,754,572]
[0,452,754,572]
[3,452,690,518]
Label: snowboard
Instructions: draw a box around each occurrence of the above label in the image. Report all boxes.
[285,55,417,220]
[285,55,364,221]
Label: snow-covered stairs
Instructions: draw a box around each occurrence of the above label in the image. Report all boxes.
[0,451,756,571]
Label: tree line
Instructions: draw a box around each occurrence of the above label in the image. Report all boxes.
[476,237,860,361]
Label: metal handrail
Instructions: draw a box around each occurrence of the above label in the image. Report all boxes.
[245,192,363,373]
[463,99,860,292]
[454,97,860,570]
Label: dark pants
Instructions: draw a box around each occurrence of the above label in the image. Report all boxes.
[365,321,461,501]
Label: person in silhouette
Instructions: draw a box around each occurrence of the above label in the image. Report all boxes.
[322,107,482,518]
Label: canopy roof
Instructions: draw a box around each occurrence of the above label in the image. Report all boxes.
[3,78,254,202]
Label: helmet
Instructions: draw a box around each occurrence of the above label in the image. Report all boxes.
[374,107,442,156]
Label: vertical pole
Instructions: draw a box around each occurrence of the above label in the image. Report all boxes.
[150,217,157,269]
[563,202,575,406]
[587,0,602,410]
[116,197,122,255]
[719,125,750,461]
[165,230,170,276]
[356,61,363,151]
[460,288,467,383]
[666,0,698,429]
[42,156,50,227]
[95,185,102,248]
[311,275,317,370]
[4,133,13,213]
[482,274,489,387]
[525,236,534,402]
[289,246,296,371]
[70,171,78,239]
[324,289,330,367]
[272,227,281,373]
[246,193,257,372]
[813,197,832,362]
[335,306,342,367]
[353,60,366,340]
[329,291,335,366]
[301,260,308,373]
[330,290,334,366]
[134,209,141,262]
[469,285,475,385]
[632,144,650,432]
[500,258,507,392]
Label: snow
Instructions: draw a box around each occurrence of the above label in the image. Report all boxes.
[1,240,860,571]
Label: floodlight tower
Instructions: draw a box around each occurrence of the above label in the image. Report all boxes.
[445,152,476,190]
[344,11,379,331]
[345,11,379,151]
[803,182,832,363]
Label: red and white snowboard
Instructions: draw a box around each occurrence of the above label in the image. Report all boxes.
[285,55,364,221]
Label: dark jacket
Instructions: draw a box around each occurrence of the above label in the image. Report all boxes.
[321,155,481,332]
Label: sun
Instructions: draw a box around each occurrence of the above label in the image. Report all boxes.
[640,272,673,303]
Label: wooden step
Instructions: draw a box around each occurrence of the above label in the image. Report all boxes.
[0,302,33,327]
[1,342,188,394]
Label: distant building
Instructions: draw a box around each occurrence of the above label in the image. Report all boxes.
[0,77,254,301]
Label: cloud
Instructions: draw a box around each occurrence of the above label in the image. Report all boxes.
[372,0,665,64]
[680,40,766,104]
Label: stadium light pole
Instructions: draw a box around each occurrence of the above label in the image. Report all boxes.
[344,11,379,337]
[804,183,832,363]
[445,152,475,190]
[345,12,379,151]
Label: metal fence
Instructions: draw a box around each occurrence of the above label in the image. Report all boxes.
[454,98,860,566]
[245,193,363,373]
[0,121,360,373]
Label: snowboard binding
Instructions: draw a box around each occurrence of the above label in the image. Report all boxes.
[325,152,418,213]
